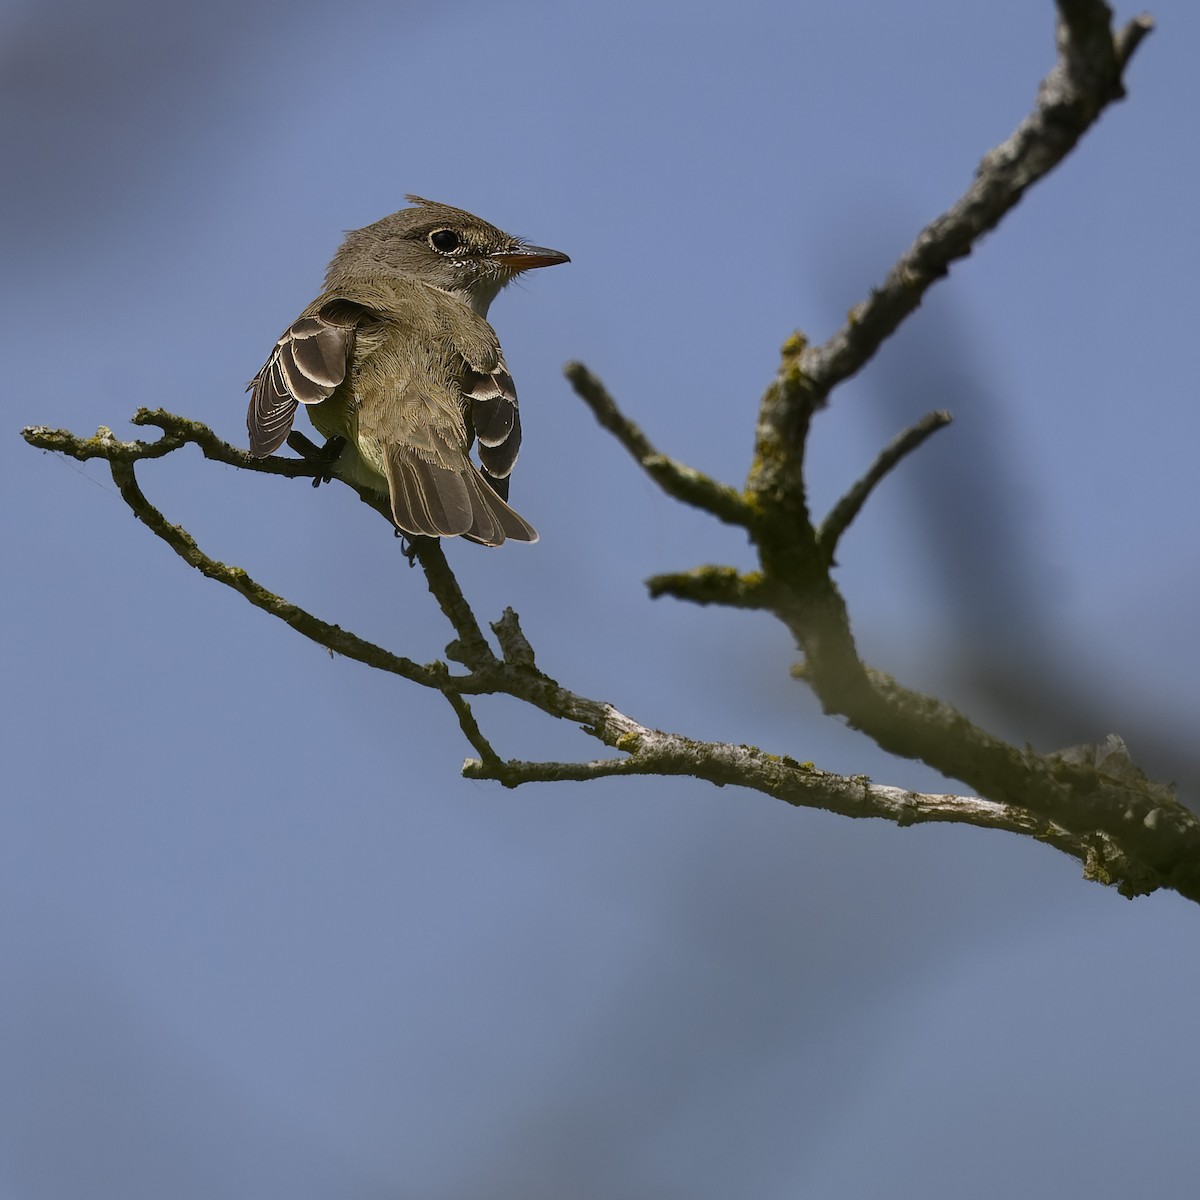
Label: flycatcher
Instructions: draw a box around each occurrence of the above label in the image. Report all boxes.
[247,196,569,546]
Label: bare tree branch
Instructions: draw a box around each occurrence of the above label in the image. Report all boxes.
[564,361,753,528]
[645,566,777,610]
[20,404,1200,902]
[22,4,1199,905]
[747,2,1154,510]
[551,6,1199,899]
[818,410,953,563]
[800,4,1151,408]
[411,538,498,670]
[460,733,1143,898]
[30,424,439,685]
[443,686,504,770]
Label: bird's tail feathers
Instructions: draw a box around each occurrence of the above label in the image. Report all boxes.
[384,449,537,546]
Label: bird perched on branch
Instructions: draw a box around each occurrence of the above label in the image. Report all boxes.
[247,196,569,546]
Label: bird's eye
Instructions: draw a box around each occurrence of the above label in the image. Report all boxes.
[429,229,461,253]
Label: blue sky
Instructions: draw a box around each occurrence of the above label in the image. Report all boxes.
[4,1,1199,1196]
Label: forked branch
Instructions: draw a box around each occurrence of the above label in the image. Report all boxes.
[22,3,1198,904]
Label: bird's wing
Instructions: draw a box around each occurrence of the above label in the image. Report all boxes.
[445,313,523,491]
[246,300,363,456]
[460,358,521,495]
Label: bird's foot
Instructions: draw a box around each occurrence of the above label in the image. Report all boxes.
[286,433,346,488]
[394,530,435,567]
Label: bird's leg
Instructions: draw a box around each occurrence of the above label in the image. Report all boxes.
[286,432,346,488]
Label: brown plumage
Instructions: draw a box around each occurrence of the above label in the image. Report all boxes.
[247,197,568,546]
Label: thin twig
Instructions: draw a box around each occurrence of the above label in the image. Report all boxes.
[645,566,777,609]
[444,690,504,768]
[460,736,1106,878]
[818,410,953,562]
[1113,13,1154,69]
[564,361,753,528]
[103,447,440,686]
[412,538,497,669]
[799,3,1151,400]
[747,0,1155,512]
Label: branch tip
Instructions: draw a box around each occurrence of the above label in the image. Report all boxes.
[647,566,776,611]
[819,409,953,560]
[565,361,753,527]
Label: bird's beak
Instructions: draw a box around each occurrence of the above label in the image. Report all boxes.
[490,244,571,272]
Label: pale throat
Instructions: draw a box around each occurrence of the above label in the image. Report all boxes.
[436,269,510,318]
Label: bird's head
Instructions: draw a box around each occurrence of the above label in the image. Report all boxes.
[330,195,569,316]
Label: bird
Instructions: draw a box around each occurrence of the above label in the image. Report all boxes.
[246,196,569,546]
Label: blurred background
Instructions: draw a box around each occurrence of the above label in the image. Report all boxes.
[3,1,1198,1196]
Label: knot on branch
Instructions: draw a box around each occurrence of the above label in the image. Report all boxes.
[491,608,537,669]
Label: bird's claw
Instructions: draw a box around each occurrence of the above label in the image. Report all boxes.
[286,432,346,487]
